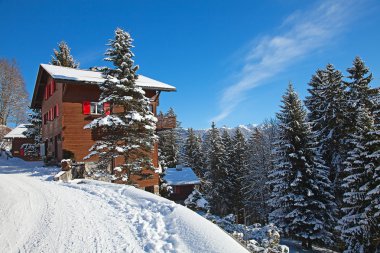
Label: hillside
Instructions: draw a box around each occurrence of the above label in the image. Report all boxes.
[0,156,248,253]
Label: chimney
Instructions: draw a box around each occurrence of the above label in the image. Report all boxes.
[176,164,183,171]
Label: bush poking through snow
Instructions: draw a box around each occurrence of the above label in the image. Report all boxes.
[184,189,209,211]
[204,213,288,253]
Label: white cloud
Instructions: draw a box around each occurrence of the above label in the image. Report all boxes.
[212,0,358,123]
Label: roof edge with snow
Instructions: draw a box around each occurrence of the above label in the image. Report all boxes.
[31,64,176,108]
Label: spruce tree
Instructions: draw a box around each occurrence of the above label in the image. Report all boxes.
[22,108,42,157]
[339,57,380,252]
[51,41,79,68]
[244,127,271,224]
[305,64,346,205]
[204,122,230,215]
[268,84,336,249]
[221,129,234,214]
[229,128,248,223]
[183,128,204,178]
[84,28,157,182]
[339,106,376,253]
[158,108,179,168]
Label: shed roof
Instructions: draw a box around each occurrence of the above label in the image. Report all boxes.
[3,124,32,139]
[163,167,201,186]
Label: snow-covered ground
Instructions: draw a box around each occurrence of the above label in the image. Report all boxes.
[0,156,248,253]
[281,239,338,253]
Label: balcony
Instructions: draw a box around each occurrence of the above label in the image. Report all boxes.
[156,115,176,130]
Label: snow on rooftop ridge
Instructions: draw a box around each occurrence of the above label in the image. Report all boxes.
[163,167,201,186]
[4,124,32,139]
[40,64,176,91]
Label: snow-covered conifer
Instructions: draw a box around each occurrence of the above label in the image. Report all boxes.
[204,122,230,215]
[22,108,42,157]
[269,84,336,249]
[338,58,379,252]
[158,108,179,168]
[51,41,79,68]
[183,128,204,178]
[229,128,248,222]
[84,28,157,182]
[244,127,271,224]
[305,64,346,204]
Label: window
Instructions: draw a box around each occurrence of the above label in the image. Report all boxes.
[44,80,56,100]
[83,101,110,115]
[90,102,103,115]
[54,104,59,118]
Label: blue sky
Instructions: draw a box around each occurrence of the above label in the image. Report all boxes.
[0,0,379,129]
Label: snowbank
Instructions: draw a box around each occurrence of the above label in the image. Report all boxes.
[0,157,248,253]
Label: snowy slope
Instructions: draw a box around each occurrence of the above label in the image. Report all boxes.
[0,156,248,253]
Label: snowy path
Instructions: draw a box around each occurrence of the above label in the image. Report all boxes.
[0,157,248,253]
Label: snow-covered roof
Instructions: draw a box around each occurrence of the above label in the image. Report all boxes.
[3,124,31,139]
[40,64,176,91]
[163,167,201,186]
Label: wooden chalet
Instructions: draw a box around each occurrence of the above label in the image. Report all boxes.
[31,64,176,193]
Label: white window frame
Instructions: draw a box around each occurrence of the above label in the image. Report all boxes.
[90,102,104,115]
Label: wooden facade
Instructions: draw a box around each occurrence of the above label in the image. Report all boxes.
[31,64,176,192]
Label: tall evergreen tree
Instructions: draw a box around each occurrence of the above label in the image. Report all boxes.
[305,64,347,205]
[84,28,157,182]
[339,57,380,252]
[268,84,336,249]
[183,128,204,178]
[158,108,179,168]
[204,122,230,215]
[244,127,271,224]
[220,129,234,214]
[24,108,42,145]
[22,108,42,157]
[51,41,79,68]
[229,128,248,223]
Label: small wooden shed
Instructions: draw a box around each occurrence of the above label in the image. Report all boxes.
[163,166,201,201]
[3,124,34,159]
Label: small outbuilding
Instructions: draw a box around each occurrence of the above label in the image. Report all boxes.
[3,124,34,158]
[163,166,201,201]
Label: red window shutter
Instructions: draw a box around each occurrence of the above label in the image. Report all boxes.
[103,102,110,115]
[83,101,90,115]
[51,80,55,95]
[45,85,48,100]
[51,108,54,120]
[55,104,59,118]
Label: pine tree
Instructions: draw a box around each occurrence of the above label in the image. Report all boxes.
[305,64,347,205]
[204,122,230,215]
[22,108,42,157]
[365,100,380,252]
[183,128,204,178]
[158,108,179,168]
[51,41,79,68]
[229,128,248,223]
[339,57,380,252]
[268,84,336,249]
[84,28,157,182]
[24,108,42,145]
[220,129,234,214]
[339,106,376,253]
[244,127,271,224]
